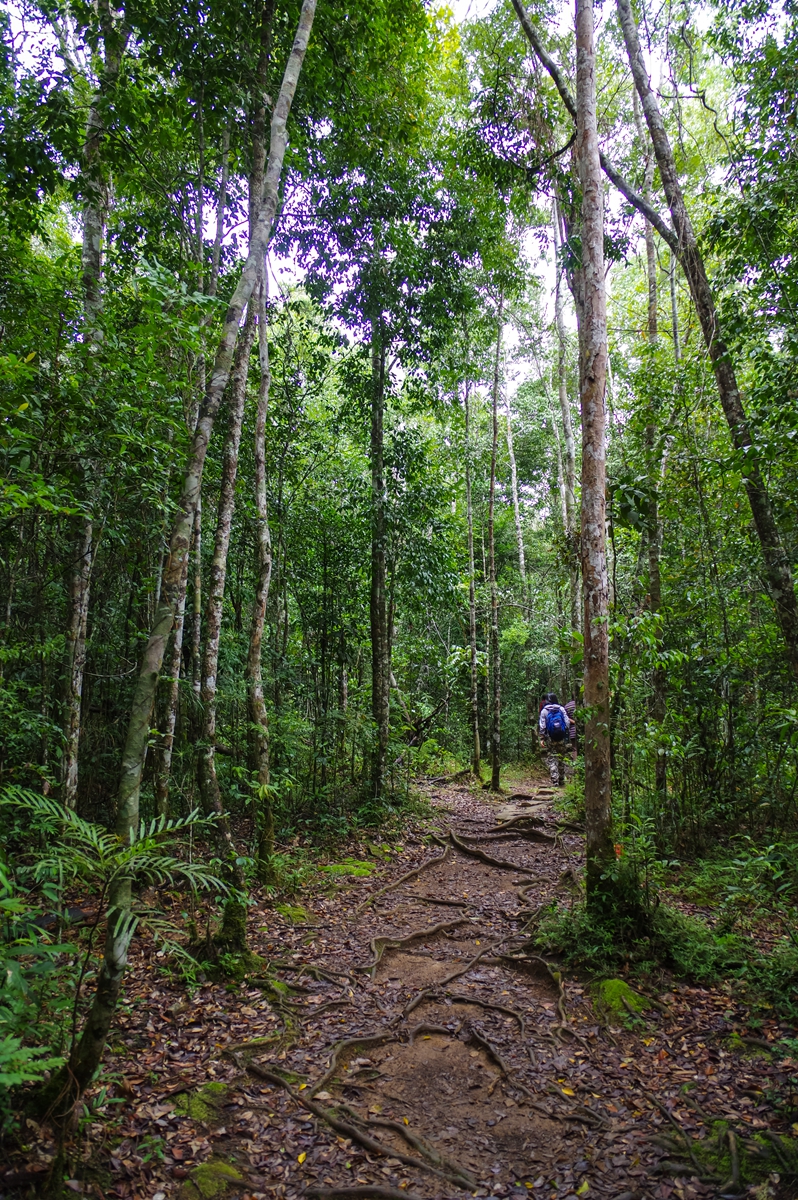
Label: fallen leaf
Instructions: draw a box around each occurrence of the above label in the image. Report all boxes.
[298,1152,307,1164]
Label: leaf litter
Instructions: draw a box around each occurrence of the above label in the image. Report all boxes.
[6,771,797,1200]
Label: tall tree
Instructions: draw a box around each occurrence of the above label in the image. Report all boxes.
[575,0,614,899]
[614,0,798,683]
[488,303,503,792]
[464,374,481,777]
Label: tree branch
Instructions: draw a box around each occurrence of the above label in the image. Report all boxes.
[510,0,679,256]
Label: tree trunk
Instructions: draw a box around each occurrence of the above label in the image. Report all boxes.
[576,0,614,900]
[153,562,187,817]
[464,377,481,777]
[616,0,798,681]
[114,0,315,848]
[197,307,257,882]
[248,274,275,881]
[370,317,390,799]
[52,4,317,1121]
[505,400,526,588]
[553,198,580,680]
[61,518,93,809]
[488,305,503,792]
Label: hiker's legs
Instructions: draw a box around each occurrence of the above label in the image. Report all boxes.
[546,743,563,786]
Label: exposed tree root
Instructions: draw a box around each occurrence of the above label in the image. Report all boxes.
[441,991,526,1035]
[400,934,518,1019]
[356,917,470,978]
[354,847,452,916]
[456,828,555,846]
[494,814,548,833]
[305,1188,424,1200]
[338,1103,479,1189]
[414,895,469,908]
[245,1062,478,1190]
[448,831,541,874]
[310,1033,399,1098]
[643,1091,702,1175]
[406,1022,459,1042]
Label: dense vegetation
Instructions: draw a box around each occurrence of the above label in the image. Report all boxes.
[2,0,798,1161]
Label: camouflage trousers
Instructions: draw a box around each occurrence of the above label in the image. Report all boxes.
[545,739,569,786]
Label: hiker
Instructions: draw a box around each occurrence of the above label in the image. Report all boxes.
[538,691,571,787]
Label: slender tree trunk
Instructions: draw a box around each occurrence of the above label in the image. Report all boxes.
[464,378,481,777]
[153,564,187,816]
[197,307,257,882]
[248,273,275,881]
[370,317,390,799]
[616,0,798,681]
[553,199,580,674]
[48,3,317,1122]
[62,517,93,808]
[488,304,503,792]
[576,0,614,900]
[505,400,526,588]
[632,84,668,801]
[190,503,203,698]
[670,256,680,364]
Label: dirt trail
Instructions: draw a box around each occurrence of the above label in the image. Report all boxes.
[164,773,667,1200]
[65,771,792,1200]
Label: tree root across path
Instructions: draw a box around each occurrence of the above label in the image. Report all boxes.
[446,830,547,873]
[356,916,470,978]
[306,1187,425,1200]
[244,1061,480,1190]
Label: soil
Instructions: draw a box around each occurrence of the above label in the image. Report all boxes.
[7,769,796,1200]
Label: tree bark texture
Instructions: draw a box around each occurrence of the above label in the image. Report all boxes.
[576,0,614,897]
[552,200,580,672]
[464,378,481,777]
[247,274,275,879]
[61,517,93,809]
[488,307,503,792]
[370,319,390,799]
[153,562,188,817]
[616,0,798,681]
[113,0,316,847]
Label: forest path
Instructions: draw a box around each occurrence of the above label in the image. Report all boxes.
[106,769,789,1200]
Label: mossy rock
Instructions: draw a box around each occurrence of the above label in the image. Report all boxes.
[179,1159,244,1199]
[275,903,310,923]
[321,857,375,877]
[175,1081,228,1123]
[595,978,650,1018]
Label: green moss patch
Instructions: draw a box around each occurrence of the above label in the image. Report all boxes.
[179,1159,244,1199]
[175,1081,228,1123]
[595,978,650,1018]
[275,903,310,923]
[321,857,375,877]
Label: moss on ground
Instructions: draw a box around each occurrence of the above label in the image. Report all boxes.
[178,1159,244,1199]
[321,857,375,877]
[175,1081,228,1123]
[275,903,310,923]
[595,978,650,1018]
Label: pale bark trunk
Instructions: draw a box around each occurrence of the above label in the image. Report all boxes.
[248,274,275,881]
[576,0,614,898]
[62,517,93,808]
[505,401,526,587]
[370,318,390,799]
[488,306,503,792]
[553,199,580,689]
[153,563,187,816]
[670,256,680,364]
[114,0,315,848]
[197,308,256,882]
[464,379,481,776]
[190,503,203,697]
[616,0,798,680]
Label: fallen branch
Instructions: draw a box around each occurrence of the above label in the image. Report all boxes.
[305,1188,424,1200]
[356,917,470,978]
[448,831,541,875]
[354,846,452,916]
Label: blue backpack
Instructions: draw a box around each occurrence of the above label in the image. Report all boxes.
[545,706,568,741]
